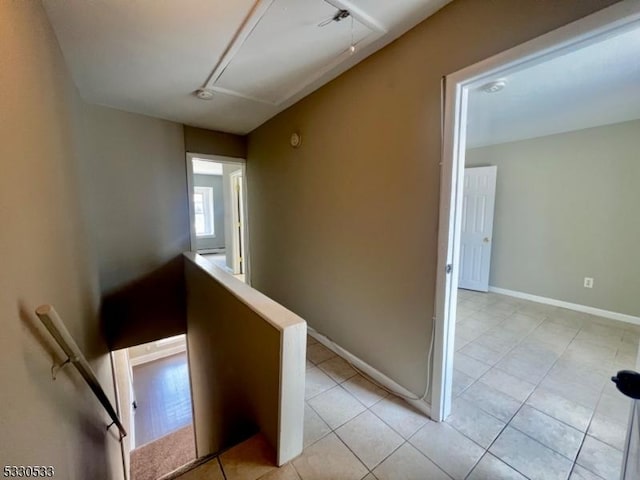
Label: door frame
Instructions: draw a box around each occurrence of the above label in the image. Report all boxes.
[432,2,640,422]
[229,169,245,275]
[185,152,251,283]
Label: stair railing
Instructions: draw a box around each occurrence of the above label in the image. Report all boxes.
[35,304,127,440]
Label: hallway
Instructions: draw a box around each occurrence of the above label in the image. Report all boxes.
[172,292,637,480]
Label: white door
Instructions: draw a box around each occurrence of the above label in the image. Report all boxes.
[458,166,497,292]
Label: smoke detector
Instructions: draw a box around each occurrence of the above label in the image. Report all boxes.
[480,80,507,93]
[195,88,214,100]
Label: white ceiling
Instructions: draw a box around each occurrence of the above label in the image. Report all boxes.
[466,25,640,148]
[43,0,451,134]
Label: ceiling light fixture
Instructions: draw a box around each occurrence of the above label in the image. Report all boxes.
[480,80,507,93]
[195,88,214,100]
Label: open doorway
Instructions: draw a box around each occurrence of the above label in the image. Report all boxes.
[186,153,249,283]
[432,4,640,479]
[112,334,194,480]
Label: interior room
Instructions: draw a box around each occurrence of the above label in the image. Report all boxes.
[3,1,640,480]
[112,335,195,480]
[444,21,640,480]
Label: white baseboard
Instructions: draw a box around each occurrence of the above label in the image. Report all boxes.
[307,329,432,418]
[488,286,640,326]
[129,344,187,367]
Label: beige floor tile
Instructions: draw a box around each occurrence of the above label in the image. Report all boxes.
[291,433,368,480]
[456,320,488,341]
[489,427,573,480]
[539,372,601,409]
[373,443,450,480]
[447,397,505,448]
[454,352,491,379]
[587,412,627,451]
[176,459,225,480]
[483,301,518,316]
[307,385,366,429]
[306,343,336,365]
[305,367,337,400]
[220,434,277,480]
[503,313,544,333]
[515,305,550,321]
[335,410,403,469]
[595,392,632,424]
[570,465,607,480]
[563,342,617,367]
[454,334,471,351]
[518,337,566,357]
[479,368,535,403]
[461,382,521,422]
[370,395,430,439]
[495,351,553,383]
[474,331,521,353]
[341,374,388,407]
[510,405,583,460]
[258,463,300,480]
[303,404,331,448]
[317,356,357,383]
[526,388,593,432]
[459,342,505,365]
[467,453,527,480]
[550,359,609,389]
[470,310,509,327]
[575,436,622,480]
[410,421,484,479]
[452,369,474,398]
[362,475,378,480]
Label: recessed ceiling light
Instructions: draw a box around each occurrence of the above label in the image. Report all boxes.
[195,88,214,100]
[480,80,507,93]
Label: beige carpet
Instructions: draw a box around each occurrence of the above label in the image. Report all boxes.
[131,425,196,480]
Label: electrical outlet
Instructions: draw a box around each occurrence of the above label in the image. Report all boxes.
[584,277,594,288]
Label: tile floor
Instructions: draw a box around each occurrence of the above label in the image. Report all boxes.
[176,291,639,480]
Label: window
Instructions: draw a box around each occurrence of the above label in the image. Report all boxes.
[194,186,214,237]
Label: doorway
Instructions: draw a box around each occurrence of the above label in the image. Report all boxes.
[112,334,195,480]
[186,153,249,283]
[432,3,640,479]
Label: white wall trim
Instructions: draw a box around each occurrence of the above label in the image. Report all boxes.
[488,286,640,326]
[307,329,432,418]
[129,344,187,367]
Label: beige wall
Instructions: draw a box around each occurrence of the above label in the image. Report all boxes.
[184,126,247,159]
[466,120,640,317]
[0,2,122,478]
[247,0,618,396]
[75,105,189,295]
[74,103,190,349]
